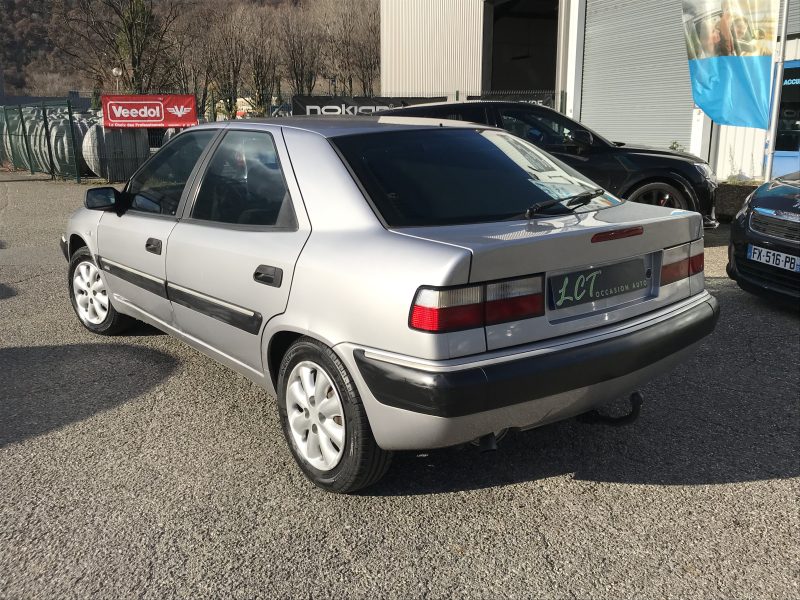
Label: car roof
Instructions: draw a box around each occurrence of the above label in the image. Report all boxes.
[382,100,553,110]
[192,116,494,138]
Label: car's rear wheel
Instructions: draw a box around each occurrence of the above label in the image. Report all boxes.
[627,182,690,210]
[277,337,392,493]
[68,248,133,335]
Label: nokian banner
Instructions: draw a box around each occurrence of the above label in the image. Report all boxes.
[102,94,198,128]
[291,96,446,116]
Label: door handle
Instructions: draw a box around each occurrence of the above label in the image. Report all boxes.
[145,238,162,255]
[253,265,283,287]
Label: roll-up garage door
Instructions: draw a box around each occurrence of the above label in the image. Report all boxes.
[781,0,799,37]
[580,0,695,149]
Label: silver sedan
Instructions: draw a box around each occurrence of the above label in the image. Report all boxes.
[61,118,718,492]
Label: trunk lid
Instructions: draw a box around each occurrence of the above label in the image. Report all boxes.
[397,203,704,351]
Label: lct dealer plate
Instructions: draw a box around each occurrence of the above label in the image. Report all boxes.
[549,258,650,310]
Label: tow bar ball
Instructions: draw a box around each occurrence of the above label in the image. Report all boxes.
[473,390,645,452]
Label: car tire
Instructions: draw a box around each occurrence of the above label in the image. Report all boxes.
[277,337,392,493]
[68,247,133,335]
[627,182,690,210]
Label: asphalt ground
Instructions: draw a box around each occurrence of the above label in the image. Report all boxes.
[1,171,798,599]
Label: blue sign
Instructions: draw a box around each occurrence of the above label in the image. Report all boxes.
[682,0,779,130]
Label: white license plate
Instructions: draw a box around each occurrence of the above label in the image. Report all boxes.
[747,244,800,272]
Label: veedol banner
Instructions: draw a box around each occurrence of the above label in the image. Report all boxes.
[102,94,198,128]
[682,0,779,129]
[292,96,446,116]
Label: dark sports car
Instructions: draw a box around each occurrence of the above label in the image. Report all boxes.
[727,172,800,302]
[381,101,719,228]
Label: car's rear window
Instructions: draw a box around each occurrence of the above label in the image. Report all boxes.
[332,128,621,227]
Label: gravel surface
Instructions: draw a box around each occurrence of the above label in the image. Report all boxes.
[1,171,798,599]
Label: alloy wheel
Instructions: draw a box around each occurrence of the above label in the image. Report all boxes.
[285,361,346,471]
[72,261,108,325]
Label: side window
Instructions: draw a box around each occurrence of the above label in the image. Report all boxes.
[424,105,486,124]
[192,130,296,228]
[127,129,216,215]
[457,105,488,125]
[498,108,576,148]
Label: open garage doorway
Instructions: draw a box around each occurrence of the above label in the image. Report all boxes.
[489,0,559,90]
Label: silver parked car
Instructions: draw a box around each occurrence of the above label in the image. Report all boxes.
[61,118,719,492]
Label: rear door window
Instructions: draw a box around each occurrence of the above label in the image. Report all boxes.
[191,130,296,228]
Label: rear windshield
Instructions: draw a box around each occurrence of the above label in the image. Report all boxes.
[333,128,622,227]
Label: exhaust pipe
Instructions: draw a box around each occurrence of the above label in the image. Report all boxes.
[579,391,644,426]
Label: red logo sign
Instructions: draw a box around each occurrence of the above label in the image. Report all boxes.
[102,94,198,128]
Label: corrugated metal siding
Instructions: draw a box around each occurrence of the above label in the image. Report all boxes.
[380,0,485,96]
[580,0,694,149]
[781,0,799,37]
[713,124,767,180]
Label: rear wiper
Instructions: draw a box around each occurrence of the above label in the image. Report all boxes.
[524,188,605,219]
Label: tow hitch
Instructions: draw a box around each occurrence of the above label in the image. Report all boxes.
[578,391,644,426]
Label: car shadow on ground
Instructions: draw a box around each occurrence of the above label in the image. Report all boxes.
[0,343,177,447]
[365,279,799,496]
[704,223,730,248]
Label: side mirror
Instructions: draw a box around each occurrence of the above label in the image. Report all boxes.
[85,187,120,211]
[570,130,594,147]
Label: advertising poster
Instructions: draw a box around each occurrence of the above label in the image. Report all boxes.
[102,94,198,128]
[682,0,779,128]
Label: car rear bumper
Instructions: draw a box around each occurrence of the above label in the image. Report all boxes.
[345,292,719,450]
[60,235,68,260]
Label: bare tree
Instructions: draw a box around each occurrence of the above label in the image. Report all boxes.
[245,7,281,116]
[50,0,187,93]
[169,0,214,117]
[317,0,359,96]
[207,7,248,119]
[352,0,380,97]
[278,2,324,97]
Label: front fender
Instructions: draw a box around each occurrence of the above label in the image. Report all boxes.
[65,207,104,257]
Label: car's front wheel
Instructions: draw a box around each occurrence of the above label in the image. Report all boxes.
[68,248,133,335]
[277,337,392,493]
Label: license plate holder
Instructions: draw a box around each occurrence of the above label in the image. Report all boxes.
[549,258,651,310]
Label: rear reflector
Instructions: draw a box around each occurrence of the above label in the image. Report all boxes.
[410,276,545,333]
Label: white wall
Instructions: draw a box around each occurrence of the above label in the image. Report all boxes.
[380,0,487,97]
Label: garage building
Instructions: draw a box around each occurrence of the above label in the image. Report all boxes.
[380,0,800,179]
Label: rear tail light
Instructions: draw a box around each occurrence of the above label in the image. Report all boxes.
[410,275,545,333]
[660,240,704,287]
[410,286,484,332]
[485,277,544,325]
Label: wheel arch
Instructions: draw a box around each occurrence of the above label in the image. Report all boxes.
[266,330,305,391]
[68,234,88,258]
[619,172,700,212]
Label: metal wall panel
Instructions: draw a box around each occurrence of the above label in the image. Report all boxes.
[580,0,694,149]
[380,0,486,96]
[780,0,799,37]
